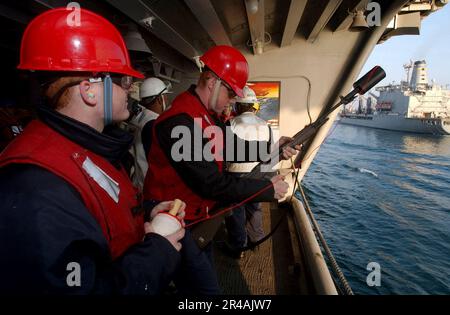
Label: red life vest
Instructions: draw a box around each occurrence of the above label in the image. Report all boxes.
[0,120,144,259]
[143,91,223,221]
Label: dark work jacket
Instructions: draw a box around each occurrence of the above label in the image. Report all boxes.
[0,106,180,295]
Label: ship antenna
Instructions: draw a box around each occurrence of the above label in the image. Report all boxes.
[403,60,413,84]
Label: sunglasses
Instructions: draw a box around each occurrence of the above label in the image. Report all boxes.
[111,75,134,90]
[223,82,236,99]
[89,75,133,90]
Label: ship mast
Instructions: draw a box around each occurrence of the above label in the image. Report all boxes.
[403,60,413,88]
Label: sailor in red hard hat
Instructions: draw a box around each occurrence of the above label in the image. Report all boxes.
[0,7,186,294]
[143,45,301,293]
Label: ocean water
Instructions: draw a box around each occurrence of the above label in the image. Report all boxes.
[302,123,450,295]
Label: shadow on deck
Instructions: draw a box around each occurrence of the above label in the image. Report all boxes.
[213,202,314,295]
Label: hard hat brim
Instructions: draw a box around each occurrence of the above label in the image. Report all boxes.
[234,86,244,98]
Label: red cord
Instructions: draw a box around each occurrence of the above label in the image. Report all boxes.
[185,176,282,228]
[185,121,341,228]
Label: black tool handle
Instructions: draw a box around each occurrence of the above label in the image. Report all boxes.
[353,65,386,94]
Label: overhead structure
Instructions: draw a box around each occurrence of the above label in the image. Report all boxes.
[244,0,266,55]
[106,0,202,59]
[305,0,343,43]
[281,0,308,47]
[184,0,232,46]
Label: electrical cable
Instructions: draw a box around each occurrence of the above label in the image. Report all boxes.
[250,74,313,124]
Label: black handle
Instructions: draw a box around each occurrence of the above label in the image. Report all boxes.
[353,66,386,94]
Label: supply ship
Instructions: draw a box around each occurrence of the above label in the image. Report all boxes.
[340,60,450,134]
[1,0,448,295]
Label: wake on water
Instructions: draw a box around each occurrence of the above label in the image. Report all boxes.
[358,168,378,178]
[342,163,379,178]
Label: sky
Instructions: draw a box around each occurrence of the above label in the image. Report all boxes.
[361,5,450,88]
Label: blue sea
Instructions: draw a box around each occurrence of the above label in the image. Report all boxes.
[302,123,450,295]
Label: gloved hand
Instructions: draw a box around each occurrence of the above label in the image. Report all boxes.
[149,200,186,223]
[145,200,186,251]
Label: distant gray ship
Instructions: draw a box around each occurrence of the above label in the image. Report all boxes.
[340,61,450,135]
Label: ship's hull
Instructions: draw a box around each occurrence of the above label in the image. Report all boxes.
[340,114,450,135]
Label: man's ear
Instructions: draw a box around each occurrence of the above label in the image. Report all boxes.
[79,80,97,106]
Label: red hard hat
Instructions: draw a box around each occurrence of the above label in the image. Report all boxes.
[18,8,144,79]
[200,45,249,97]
